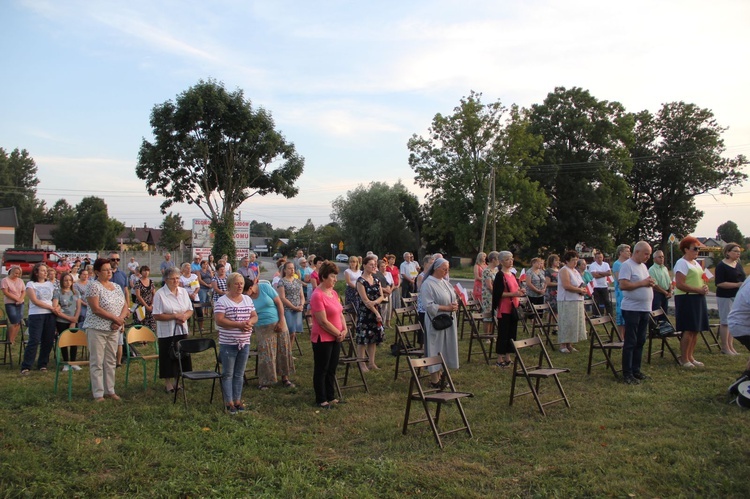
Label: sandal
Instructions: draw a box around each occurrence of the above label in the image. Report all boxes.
[282,380,296,388]
[317,402,333,410]
[258,385,270,391]
[39,367,48,372]
[20,369,30,376]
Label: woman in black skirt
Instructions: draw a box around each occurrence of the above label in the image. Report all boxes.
[152,267,194,392]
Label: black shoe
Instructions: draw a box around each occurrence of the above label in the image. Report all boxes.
[633,372,649,381]
[623,375,640,385]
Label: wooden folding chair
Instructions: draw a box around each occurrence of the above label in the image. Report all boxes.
[647,309,682,365]
[586,315,624,378]
[334,319,369,399]
[516,297,532,338]
[402,353,473,449]
[458,298,479,340]
[401,295,418,311]
[466,312,495,365]
[700,323,720,353]
[393,306,415,327]
[583,297,601,319]
[394,323,425,380]
[529,303,557,348]
[509,336,570,416]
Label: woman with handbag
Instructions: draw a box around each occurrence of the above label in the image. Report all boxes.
[152,267,194,393]
[421,257,459,386]
[491,251,525,367]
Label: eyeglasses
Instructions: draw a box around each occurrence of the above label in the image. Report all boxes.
[689,247,700,251]
[110,258,120,262]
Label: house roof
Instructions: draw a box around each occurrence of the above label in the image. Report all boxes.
[0,207,18,227]
[34,224,56,241]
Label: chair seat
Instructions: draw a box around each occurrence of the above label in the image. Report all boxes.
[527,367,570,377]
[399,348,424,356]
[183,370,222,381]
[596,341,624,349]
[420,391,473,403]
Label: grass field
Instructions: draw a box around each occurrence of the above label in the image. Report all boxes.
[1,292,749,497]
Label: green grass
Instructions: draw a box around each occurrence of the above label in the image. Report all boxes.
[2,306,750,497]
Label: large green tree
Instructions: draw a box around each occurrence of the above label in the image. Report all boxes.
[331,181,422,257]
[159,212,187,251]
[626,102,747,249]
[408,92,548,256]
[528,87,636,254]
[136,79,304,261]
[42,199,75,224]
[716,220,744,245]
[52,197,124,250]
[0,148,46,246]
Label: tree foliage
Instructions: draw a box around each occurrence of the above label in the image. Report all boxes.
[626,102,747,249]
[43,199,75,224]
[408,92,548,256]
[331,181,422,257]
[528,87,636,254]
[52,197,124,251]
[0,148,45,246]
[716,220,744,245]
[159,212,187,251]
[136,78,304,260]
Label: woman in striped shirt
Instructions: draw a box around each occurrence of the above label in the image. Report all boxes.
[214,272,258,414]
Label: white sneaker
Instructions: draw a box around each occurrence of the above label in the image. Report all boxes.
[71,365,82,371]
[62,365,69,372]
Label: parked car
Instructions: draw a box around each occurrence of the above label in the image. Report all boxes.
[272,253,283,261]
[335,253,349,263]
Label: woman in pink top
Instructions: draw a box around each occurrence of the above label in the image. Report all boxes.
[491,251,525,367]
[1,265,26,345]
[310,261,347,409]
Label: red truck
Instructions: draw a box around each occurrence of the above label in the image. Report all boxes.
[2,248,62,275]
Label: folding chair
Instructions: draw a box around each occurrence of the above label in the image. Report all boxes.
[647,309,682,365]
[457,299,477,340]
[173,338,224,409]
[17,319,28,367]
[394,323,425,380]
[401,295,417,310]
[124,325,159,390]
[586,315,624,378]
[243,334,260,385]
[700,323,720,353]
[402,353,473,449]
[509,336,570,416]
[466,312,496,365]
[53,329,90,401]
[0,308,12,368]
[517,297,532,338]
[583,298,601,319]
[334,320,369,399]
[529,303,557,348]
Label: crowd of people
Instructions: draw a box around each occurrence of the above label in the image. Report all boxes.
[3,237,749,411]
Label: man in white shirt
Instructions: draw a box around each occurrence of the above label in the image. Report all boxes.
[399,252,420,298]
[127,257,139,275]
[618,241,656,385]
[588,250,613,316]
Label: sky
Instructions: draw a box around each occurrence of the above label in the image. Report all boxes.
[2,0,750,241]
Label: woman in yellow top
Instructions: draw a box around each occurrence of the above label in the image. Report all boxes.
[673,236,709,368]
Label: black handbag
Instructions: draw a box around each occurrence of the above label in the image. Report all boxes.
[651,319,675,338]
[431,313,454,330]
